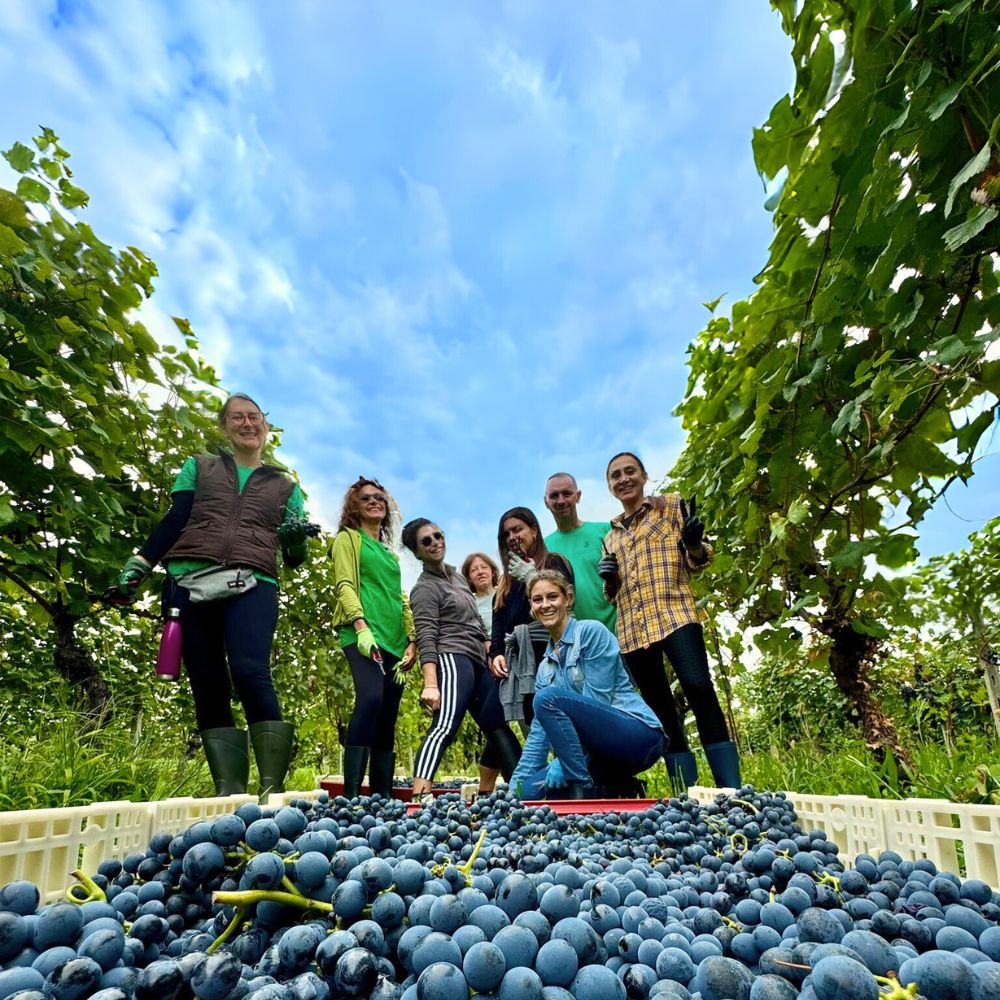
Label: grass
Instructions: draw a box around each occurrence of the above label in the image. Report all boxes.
[0,701,214,810]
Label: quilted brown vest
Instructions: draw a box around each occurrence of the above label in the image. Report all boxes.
[166,453,295,578]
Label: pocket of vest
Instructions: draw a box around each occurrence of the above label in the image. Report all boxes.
[177,565,258,603]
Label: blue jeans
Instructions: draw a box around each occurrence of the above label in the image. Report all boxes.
[520,686,664,797]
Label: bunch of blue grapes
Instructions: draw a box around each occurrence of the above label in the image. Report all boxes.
[1,785,999,1000]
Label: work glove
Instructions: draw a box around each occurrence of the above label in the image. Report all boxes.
[545,758,566,790]
[679,496,705,551]
[117,556,150,597]
[277,517,310,565]
[596,552,620,582]
[507,552,537,585]
[356,627,379,660]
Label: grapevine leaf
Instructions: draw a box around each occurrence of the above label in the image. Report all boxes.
[943,206,998,251]
[945,143,992,217]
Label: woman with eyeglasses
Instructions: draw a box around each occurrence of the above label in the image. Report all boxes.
[403,519,521,800]
[115,393,310,799]
[488,507,574,725]
[331,478,418,798]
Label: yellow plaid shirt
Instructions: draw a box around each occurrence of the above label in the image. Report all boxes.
[603,493,713,654]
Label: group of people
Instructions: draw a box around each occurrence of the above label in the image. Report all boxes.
[118,393,741,802]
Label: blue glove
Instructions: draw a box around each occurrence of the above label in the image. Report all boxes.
[545,758,566,790]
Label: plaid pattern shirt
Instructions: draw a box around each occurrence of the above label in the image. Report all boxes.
[604,493,713,654]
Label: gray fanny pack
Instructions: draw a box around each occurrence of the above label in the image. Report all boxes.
[177,565,258,603]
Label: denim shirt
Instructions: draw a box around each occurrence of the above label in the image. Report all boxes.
[511,617,662,784]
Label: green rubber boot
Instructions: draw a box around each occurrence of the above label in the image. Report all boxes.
[343,745,370,799]
[368,750,396,799]
[200,727,250,796]
[249,720,295,803]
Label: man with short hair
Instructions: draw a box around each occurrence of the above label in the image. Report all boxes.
[543,472,616,632]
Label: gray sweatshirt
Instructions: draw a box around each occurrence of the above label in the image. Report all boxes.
[410,564,488,667]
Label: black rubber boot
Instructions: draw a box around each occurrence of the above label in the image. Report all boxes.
[484,727,522,781]
[564,781,596,799]
[249,721,295,803]
[665,751,699,792]
[342,745,370,799]
[200,728,250,796]
[704,740,742,789]
[368,750,395,799]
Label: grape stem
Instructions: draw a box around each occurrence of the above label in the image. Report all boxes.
[212,889,334,914]
[66,868,107,904]
[873,975,919,999]
[207,903,247,954]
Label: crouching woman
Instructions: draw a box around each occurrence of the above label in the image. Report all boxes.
[510,570,665,799]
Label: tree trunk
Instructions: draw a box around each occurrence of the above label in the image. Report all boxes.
[822,620,912,766]
[52,611,112,723]
[980,640,1000,739]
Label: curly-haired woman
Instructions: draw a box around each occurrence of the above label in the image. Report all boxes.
[330,477,417,797]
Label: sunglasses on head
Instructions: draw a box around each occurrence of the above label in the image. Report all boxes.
[420,531,444,547]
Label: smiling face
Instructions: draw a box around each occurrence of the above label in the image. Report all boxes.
[606,454,648,508]
[221,398,268,454]
[544,475,581,521]
[415,523,446,564]
[529,575,573,634]
[503,516,537,557]
[467,557,494,595]
[356,487,388,525]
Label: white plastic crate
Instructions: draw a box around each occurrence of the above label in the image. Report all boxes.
[882,797,1000,885]
[0,801,149,905]
[148,794,257,836]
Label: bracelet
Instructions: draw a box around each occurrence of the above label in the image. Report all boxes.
[422,685,439,691]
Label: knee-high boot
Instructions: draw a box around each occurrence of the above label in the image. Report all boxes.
[342,745,370,798]
[368,750,395,799]
[249,721,295,803]
[704,740,741,789]
[200,728,250,796]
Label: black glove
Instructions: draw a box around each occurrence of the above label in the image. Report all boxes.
[278,517,312,567]
[679,496,705,550]
[597,552,620,581]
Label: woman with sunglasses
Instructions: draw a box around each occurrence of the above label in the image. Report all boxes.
[403,519,521,799]
[115,393,309,799]
[331,478,418,798]
[488,507,574,724]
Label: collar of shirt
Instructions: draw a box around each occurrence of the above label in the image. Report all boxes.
[610,498,655,530]
[542,616,579,669]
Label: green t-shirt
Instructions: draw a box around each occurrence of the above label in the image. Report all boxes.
[545,522,617,631]
[338,533,409,657]
[165,456,306,586]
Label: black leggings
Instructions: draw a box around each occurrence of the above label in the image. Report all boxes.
[168,579,281,730]
[623,622,729,753]
[344,644,404,752]
[414,654,510,781]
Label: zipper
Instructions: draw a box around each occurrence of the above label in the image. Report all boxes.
[219,458,265,566]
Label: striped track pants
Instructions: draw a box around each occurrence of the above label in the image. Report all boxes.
[413,652,503,781]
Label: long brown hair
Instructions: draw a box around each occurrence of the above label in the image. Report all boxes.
[337,477,397,546]
[494,506,550,610]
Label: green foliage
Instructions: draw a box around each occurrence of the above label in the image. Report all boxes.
[0,129,223,710]
[673,0,1000,754]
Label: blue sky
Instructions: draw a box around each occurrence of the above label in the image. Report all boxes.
[2,1,996,581]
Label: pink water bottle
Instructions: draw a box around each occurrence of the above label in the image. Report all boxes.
[156,607,183,680]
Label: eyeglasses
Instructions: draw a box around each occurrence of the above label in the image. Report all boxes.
[226,412,264,425]
[420,532,444,547]
[359,493,386,504]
